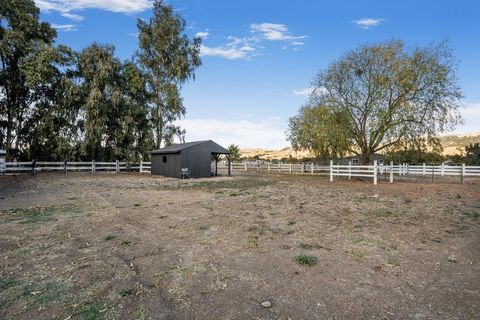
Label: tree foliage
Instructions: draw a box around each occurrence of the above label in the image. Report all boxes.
[0,0,199,161]
[137,0,201,148]
[288,40,463,163]
[228,144,241,161]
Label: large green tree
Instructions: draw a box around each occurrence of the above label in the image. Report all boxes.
[288,40,463,163]
[0,0,57,160]
[137,0,201,148]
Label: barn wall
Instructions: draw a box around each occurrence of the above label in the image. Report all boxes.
[181,145,213,178]
[151,153,181,178]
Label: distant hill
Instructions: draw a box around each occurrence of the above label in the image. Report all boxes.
[439,132,480,155]
[240,132,480,160]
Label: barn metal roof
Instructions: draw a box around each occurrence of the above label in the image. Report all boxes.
[151,140,229,155]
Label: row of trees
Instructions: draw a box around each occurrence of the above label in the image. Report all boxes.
[288,40,464,164]
[0,0,201,161]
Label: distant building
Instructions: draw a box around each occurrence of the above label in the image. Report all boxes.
[150,140,230,178]
[338,153,385,165]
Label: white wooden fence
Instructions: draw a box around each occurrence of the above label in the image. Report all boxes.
[0,161,152,174]
[2,159,479,185]
[216,160,480,185]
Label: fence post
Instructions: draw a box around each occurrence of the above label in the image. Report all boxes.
[140,161,143,173]
[407,163,410,175]
[31,159,36,175]
[329,160,333,182]
[390,161,394,183]
[268,162,271,172]
[229,161,232,175]
[348,161,352,180]
[441,162,445,176]
[311,163,314,174]
[301,163,304,174]
[373,160,378,185]
[461,163,465,184]
[422,163,426,176]
[245,162,248,171]
[91,160,95,173]
[64,160,67,174]
[290,163,292,174]
[116,160,119,173]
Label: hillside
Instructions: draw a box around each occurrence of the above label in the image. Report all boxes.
[240,132,480,160]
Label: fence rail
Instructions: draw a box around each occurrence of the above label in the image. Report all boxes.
[216,160,480,184]
[2,160,479,184]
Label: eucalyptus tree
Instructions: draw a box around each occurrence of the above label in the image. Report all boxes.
[0,0,56,160]
[136,0,201,148]
[288,40,463,163]
[77,43,123,160]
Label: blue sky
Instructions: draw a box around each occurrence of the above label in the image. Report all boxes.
[37,0,480,148]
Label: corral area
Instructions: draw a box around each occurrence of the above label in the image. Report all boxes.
[0,173,479,319]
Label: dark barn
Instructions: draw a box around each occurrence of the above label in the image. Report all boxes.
[150,140,230,178]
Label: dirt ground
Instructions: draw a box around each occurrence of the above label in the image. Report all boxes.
[0,172,479,320]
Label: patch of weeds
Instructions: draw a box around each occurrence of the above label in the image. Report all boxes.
[118,288,135,297]
[120,240,131,246]
[431,238,442,243]
[404,198,412,204]
[0,204,79,224]
[0,278,21,290]
[134,203,141,207]
[17,246,34,255]
[198,225,208,230]
[353,224,363,229]
[294,254,318,266]
[287,220,296,226]
[455,193,462,199]
[229,192,239,197]
[246,234,259,248]
[75,299,107,320]
[298,243,321,250]
[461,209,480,222]
[20,280,70,305]
[385,256,400,266]
[104,235,115,241]
[370,207,393,217]
[447,255,457,263]
[348,249,367,261]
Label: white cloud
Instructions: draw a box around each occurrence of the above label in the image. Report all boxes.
[353,18,384,29]
[453,102,480,134]
[250,23,306,41]
[195,31,209,39]
[201,23,307,60]
[52,24,77,31]
[176,118,288,149]
[60,12,84,21]
[293,86,327,97]
[36,0,151,20]
[200,44,255,60]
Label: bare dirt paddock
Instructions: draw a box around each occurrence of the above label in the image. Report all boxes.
[0,173,479,320]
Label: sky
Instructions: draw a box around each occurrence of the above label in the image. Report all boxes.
[36,0,480,149]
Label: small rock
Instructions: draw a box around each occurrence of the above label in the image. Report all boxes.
[261,301,272,308]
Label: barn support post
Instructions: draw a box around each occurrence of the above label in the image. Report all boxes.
[389,161,394,183]
[227,156,231,176]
